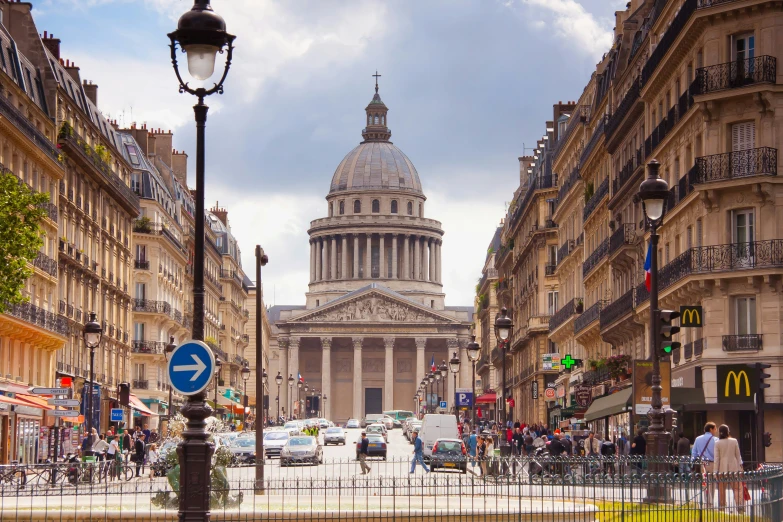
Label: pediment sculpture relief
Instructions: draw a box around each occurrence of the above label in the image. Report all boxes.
[297,295,443,323]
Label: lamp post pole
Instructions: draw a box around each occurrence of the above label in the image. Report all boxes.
[83,312,102,454]
[254,245,268,493]
[165,337,177,434]
[466,336,480,429]
[275,372,283,423]
[439,360,448,412]
[168,2,234,520]
[287,375,294,422]
[494,307,513,454]
[449,352,461,423]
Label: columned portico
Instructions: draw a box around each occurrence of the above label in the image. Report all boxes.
[352,337,363,419]
[383,337,394,410]
[289,337,300,414]
[391,234,398,279]
[415,337,426,388]
[353,234,360,279]
[321,337,332,419]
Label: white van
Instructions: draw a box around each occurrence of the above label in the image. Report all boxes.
[418,414,459,458]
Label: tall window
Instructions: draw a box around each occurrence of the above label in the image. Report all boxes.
[328,202,333,217]
[133,322,145,341]
[135,283,145,300]
[374,115,379,124]
[354,200,361,214]
[136,244,146,262]
[372,199,380,213]
[548,244,557,266]
[735,296,757,335]
[547,291,559,315]
[391,200,398,214]
[419,203,423,217]
[339,201,344,215]
[732,208,755,267]
[407,202,413,215]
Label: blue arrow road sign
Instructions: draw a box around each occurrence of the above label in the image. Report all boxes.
[167,340,215,396]
[110,408,124,422]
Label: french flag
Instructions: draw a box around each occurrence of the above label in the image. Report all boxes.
[298,372,304,383]
[430,355,436,372]
[644,243,652,291]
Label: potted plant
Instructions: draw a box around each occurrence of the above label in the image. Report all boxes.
[575,298,584,313]
[588,359,599,371]
[606,354,632,380]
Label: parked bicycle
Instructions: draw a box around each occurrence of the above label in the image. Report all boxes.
[0,462,26,487]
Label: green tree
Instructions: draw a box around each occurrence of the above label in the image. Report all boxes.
[0,170,49,313]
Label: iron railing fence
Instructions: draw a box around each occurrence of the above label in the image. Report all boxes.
[1,458,780,521]
[694,55,777,95]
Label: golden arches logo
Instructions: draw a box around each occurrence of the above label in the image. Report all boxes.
[681,308,701,326]
[724,370,751,398]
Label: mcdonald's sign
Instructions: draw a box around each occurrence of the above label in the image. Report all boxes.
[679,306,703,328]
[717,364,757,403]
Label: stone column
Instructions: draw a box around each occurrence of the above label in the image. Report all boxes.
[424,238,431,282]
[415,338,426,390]
[309,241,315,283]
[321,237,328,281]
[391,234,398,279]
[321,337,331,420]
[447,338,459,413]
[403,235,410,280]
[459,338,470,388]
[431,241,438,283]
[315,238,321,282]
[383,338,394,410]
[278,338,289,417]
[379,234,386,278]
[352,337,364,419]
[365,233,372,279]
[413,236,420,281]
[289,337,300,417]
[341,235,348,280]
[353,234,360,279]
[437,241,442,283]
[330,235,338,280]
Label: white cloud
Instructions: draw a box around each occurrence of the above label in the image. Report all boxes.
[518,0,613,58]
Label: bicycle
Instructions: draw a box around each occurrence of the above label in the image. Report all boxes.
[99,458,134,482]
[0,462,26,487]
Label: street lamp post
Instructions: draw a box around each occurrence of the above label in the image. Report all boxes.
[494,307,513,454]
[449,352,460,423]
[168,2,234,519]
[213,358,222,419]
[275,372,283,423]
[241,365,251,429]
[287,374,294,421]
[322,396,327,418]
[82,312,103,454]
[304,382,309,418]
[297,379,303,420]
[255,245,268,494]
[164,337,177,433]
[439,360,448,411]
[434,370,442,411]
[639,159,672,500]
[466,336,480,429]
[428,373,435,413]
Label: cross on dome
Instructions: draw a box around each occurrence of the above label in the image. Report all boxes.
[363,71,390,142]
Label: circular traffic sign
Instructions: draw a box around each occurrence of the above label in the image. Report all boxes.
[544,388,556,399]
[167,340,216,395]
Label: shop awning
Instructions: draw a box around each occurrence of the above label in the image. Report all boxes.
[475,392,497,404]
[15,394,54,410]
[583,388,632,422]
[0,394,31,408]
[210,395,244,413]
[129,394,158,417]
[671,387,706,410]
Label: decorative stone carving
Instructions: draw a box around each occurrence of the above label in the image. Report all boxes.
[336,359,352,373]
[414,338,427,350]
[383,337,395,350]
[352,337,364,350]
[289,337,300,350]
[397,358,412,373]
[363,359,384,373]
[446,338,459,351]
[321,337,332,350]
[278,337,289,350]
[294,293,447,323]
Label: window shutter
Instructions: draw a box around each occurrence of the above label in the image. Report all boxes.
[731,122,755,151]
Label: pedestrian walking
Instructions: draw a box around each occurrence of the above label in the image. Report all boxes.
[410,431,430,473]
[692,422,718,506]
[121,429,132,463]
[477,436,487,476]
[468,430,478,469]
[133,433,146,477]
[358,431,371,475]
[676,431,691,473]
[147,444,159,480]
[714,424,744,512]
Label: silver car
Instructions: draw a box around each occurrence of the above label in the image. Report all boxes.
[323,427,346,445]
[263,430,290,459]
[280,436,323,466]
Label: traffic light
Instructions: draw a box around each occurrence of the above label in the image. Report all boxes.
[664,409,679,432]
[118,382,130,406]
[658,309,681,358]
[763,432,772,448]
[757,363,772,390]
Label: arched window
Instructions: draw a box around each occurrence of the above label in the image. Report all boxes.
[407,202,413,215]
[354,200,361,214]
[367,115,372,125]
[328,202,333,217]
[339,201,345,215]
[372,199,380,213]
[391,200,398,214]
[419,204,423,217]
[374,115,379,124]
[381,115,385,125]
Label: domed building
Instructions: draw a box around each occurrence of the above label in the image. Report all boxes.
[270,82,472,423]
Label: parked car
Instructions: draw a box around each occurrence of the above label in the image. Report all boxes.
[263,430,290,459]
[378,416,395,430]
[405,421,422,440]
[409,424,422,442]
[280,436,323,466]
[361,414,384,428]
[346,419,361,429]
[429,438,468,473]
[317,418,331,429]
[365,423,388,442]
[418,414,459,458]
[228,436,256,464]
[355,434,387,460]
[283,421,302,436]
[323,427,346,445]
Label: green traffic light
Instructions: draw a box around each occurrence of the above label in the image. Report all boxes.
[663,344,673,354]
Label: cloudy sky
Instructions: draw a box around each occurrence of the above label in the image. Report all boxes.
[35,0,623,306]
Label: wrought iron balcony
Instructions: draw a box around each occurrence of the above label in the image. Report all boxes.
[583,367,611,385]
[694,338,704,357]
[556,240,574,267]
[613,148,643,198]
[600,288,634,330]
[583,178,609,222]
[610,223,636,255]
[0,91,61,164]
[723,334,762,352]
[5,301,70,336]
[605,80,640,140]
[575,300,603,333]
[132,379,149,390]
[549,298,580,332]
[545,264,556,276]
[694,56,776,95]
[134,259,150,270]
[131,341,165,354]
[694,147,777,184]
[557,168,580,204]
[583,237,609,278]
[40,201,58,222]
[580,116,607,166]
[133,299,172,315]
[33,251,58,277]
[684,341,693,360]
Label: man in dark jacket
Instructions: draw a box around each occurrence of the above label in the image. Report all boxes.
[410,431,430,473]
[133,433,146,477]
[121,430,132,462]
[358,432,371,475]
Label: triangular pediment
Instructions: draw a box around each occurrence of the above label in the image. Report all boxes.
[289,287,459,325]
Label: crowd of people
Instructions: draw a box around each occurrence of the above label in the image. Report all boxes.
[79,425,161,479]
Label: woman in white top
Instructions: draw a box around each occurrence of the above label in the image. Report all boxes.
[147,443,159,480]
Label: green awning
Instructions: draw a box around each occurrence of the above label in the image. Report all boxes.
[671,387,705,410]
[583,388,632,422]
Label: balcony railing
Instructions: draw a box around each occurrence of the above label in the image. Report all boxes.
[131,341,165,354]
[694,147,777,184]
[5,301,70,336]
[507,175,556,231]
[556,240,573,267]
[132,379,149,390]
[557,168,580,204]
[545,264,556,276]
[605,80,640,140]
[549,298,580,332]
[552,105,588,160]
[613,147,643,197]
[583,237,610,278]
[133,299,172,315]
[610,223,636,255]
[694,56,776,95]
[134,259,150,270]
[684,341,693,359]
[575,300,603,333]
[636,240,783,304]
[583,367,612,385]
[723,334,762,352]
[583,178,609,222]
[0,91,61,164]
[33,251,58,277]
[600,288,634,329]
[641,0,698,87]
[580,115,607,165]
[694,338,704,357]
[40,201,58,222]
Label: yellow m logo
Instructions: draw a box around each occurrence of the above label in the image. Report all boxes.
[682,308,701,326]
[725,370,751,398]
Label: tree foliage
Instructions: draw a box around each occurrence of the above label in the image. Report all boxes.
[0,169,49,313]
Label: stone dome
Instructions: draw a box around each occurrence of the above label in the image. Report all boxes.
[329,141,423,195]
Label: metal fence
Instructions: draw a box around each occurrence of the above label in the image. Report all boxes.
[1,457,781,521]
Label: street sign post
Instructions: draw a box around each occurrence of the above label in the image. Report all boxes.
[49,410,80,417]
[167,340,216,396]
[47,398,80,407]
[439,401,447,409]
[110,408,124,422]
[30,387,69,395]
